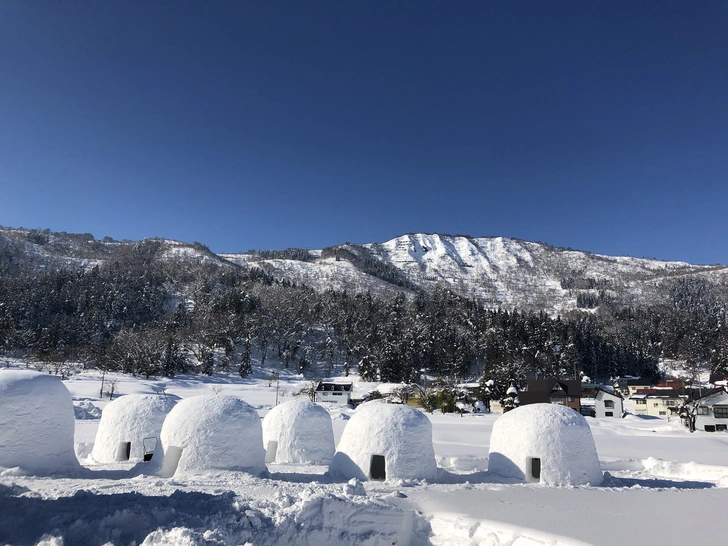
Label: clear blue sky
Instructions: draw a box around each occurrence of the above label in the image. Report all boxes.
[1,1,726,264]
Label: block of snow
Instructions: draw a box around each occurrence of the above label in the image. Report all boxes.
[155,395,265,477]
[488,403,603,486]
[0,370,79,474]
[262,398,335,464]
[330,403,437,481]
[91,394,177,463]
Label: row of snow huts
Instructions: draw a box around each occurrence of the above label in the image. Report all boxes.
[0,370,604,486]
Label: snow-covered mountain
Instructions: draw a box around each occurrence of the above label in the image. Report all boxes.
[3,226,727,313]
[224,233,728,313]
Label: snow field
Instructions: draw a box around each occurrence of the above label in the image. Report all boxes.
[3,367,728,545]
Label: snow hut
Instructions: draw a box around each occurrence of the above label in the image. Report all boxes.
[156,395,266,477]
[330,403,437,481]
[262,398,335,464]
[488,403,603,486]
[91,394,177,464]
[0,370,79,474]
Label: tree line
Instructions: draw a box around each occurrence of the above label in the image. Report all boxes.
[1,239,727,388]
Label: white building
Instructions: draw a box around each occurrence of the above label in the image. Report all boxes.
[91,394,177,463]
[594,388,624,418]
[694,388,728,432]
[314,381,352,405]
[262,398,335,464]
[488,403,603,486]
[0,370,79,474]
[330,403,437,482]
[155,395,266,477]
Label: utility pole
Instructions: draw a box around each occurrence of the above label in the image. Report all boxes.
[274,372,280,406]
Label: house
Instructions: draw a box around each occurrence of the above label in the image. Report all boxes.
[519,379,582,412]
[630,388,682,417]
[488,403,603,486]
[314,381,353,405]
[619,378,653,397]
[694,387,728,432]
[709,373,728,388]
[594,388,624,418]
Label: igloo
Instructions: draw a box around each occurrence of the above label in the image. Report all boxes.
[91,394,177,464]
[330,403,437,481]
[155,395,266,477]
[262,398,335,464]
[0,370,79,474]
[488,403,603,486]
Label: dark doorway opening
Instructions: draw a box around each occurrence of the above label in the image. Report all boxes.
[370,454,386,481]
[118,442,131,461]
[531,457,541,480]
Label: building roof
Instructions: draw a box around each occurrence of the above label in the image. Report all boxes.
[694,387,728,404]
[316,382,353,392]
[625,378,652,386]
[525,379,583,396]
[709,373,728,384]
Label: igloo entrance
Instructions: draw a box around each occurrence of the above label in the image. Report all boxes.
[160,446,184,477]
[370,454,386,481]
[530,457,541,481]
[117,442,132,461]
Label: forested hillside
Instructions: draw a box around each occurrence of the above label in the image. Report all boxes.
[2,226,727,388]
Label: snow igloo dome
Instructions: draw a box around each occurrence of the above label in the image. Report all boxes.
[0,370,79,474]
[330,403,437,482]
[155,395,266,477]
[262,398,335,464]
[91,394,177,464]
[488,403,603,486]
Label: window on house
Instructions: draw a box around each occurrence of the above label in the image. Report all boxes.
[666,399,678,407]
[604,400,614,408]
[716,424,727,431]
[653,402,659,407]
[698,406,709,415]
[605,411,613,417]
[659,411,667,416]
[635,399,646,405]
[550,397,566,405]
[705,425,716,432]
[714,407,728,419]
[567,396,574,402]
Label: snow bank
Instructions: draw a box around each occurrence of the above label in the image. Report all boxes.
[91,394,177,463]
[0,370,79,474]
[262,398,335,464]
[330,403,437,481]
[156,395,266,477]
[488,403,603,486]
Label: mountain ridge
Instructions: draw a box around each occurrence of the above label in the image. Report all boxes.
[2,225,727,313]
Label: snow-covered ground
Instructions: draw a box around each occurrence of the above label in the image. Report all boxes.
[2,365,728,546]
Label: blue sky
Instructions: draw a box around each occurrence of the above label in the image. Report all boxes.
[1,1,726,264]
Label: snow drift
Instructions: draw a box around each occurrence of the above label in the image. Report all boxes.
[262,398,335,464]
[488,403,603,486]
[0,370,79,474]
[330,403,437,481]
[155,395,266,477]
[91,394,177,464]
